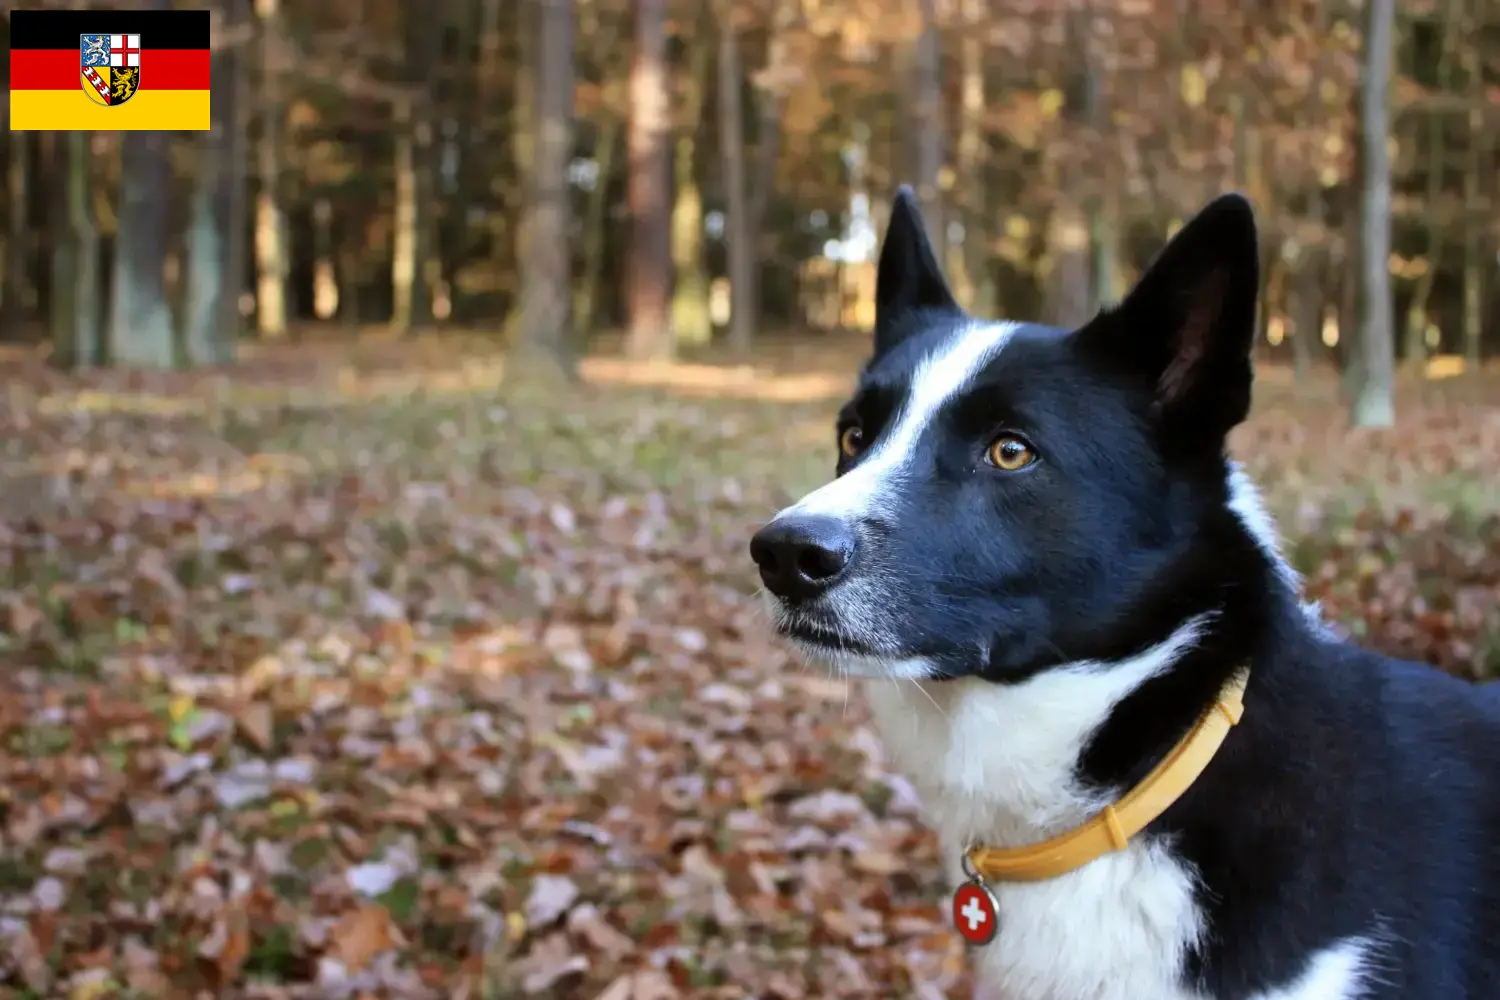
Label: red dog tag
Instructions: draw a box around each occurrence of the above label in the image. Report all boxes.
[952,878,999,945]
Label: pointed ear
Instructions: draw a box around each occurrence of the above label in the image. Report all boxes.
[1076,193,1260,451]
[873,185,962,358]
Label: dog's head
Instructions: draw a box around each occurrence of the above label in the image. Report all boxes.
[750,188,1265,682]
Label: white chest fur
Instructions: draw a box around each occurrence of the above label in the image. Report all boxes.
[863,624,1210,1000]
[860,621,1376,1000]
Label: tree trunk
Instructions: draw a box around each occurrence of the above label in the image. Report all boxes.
[1402,116,1443,367]
[516,0,577,376]
[1046,14,1094,329]
[108,131,176,369]
[477,0,505,322]
[1284,240,1316,381]
[911,0,944,252]
[253,0,287,338]
[49,132,99,369]
[1338,78,1364,403]
[952,0,993,314]
[1089,194,1122,310]
[570,0,623,343]
[1047,197,1092,328]
[848,126,873,331]
[1405,0,1459,369]
[1285,0,1329,381]
[1263,251,1288,361]
[1232,90,1274,352]
[1082,9,1118,314]
[745,0,799,330]
[717,2,754,356]
[183,0,246,367]
[220,0,250,347]
[183,146,233,365]
[391,97,420,332]
[502,0,537,341]
[312,198,336,319]
[574,112,620,340]
[625,0,673,361]
[1350,0,1396,428]
[394,5,442,336]
[1290,251,1324,385]
[3,132,29,341]
[1461,31,1484,371]
[340,241,361,330]
[670,23,713,348]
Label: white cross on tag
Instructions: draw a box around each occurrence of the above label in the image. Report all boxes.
[960,895,989,931]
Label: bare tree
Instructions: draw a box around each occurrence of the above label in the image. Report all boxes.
[108,130,176,368]
[1459,9,1485,372]
[391,96,422,334]
[717,1,754,355]
[1351,0,1396,427]
[625,0,673,361]
[498,0,535,342]
[670,16,713,348]
[573,0,626,340]
[2,133,28,341]
[49,133,99,369]
[1082,7,1118,313]
[253,0,287,338]
[911,0,944,252]
[952,0,994,314]
[745,0,800,328]
[1403,0,1460,370]
[1285,0,1334,383]
[517,0,578,377]
[220,14,250,349]
[184,0,249,366]
[1046,13,1095,329]
[392,4,442,335]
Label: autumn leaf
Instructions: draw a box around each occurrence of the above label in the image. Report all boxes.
[329,904,399,973]
[197,909,251,986]
[235,701,275,752]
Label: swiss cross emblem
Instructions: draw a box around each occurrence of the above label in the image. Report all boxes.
[952,880,999,945]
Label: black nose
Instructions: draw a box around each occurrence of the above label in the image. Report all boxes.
[749,514,855,602]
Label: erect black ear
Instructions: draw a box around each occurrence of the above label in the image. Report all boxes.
[1076,193,1260,451]
[873,185,962,358]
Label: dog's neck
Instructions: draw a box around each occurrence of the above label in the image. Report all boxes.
[864,469,1312,848]
[866,615,1220,847]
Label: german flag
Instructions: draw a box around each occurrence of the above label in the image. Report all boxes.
[9,9,210,131]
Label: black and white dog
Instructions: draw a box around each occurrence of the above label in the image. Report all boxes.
[749,190,1500,999]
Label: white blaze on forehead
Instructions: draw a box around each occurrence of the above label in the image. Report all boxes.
[784,321,1022,520]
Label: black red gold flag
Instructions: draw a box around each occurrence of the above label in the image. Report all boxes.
[9,9,210,131]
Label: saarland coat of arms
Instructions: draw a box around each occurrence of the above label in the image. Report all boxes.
[80,33,141,106]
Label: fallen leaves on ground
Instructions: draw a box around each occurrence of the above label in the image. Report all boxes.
[0,340,1495,997]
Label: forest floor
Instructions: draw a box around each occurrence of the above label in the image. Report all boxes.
[0,334,1497,999]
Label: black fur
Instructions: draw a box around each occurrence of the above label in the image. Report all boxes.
[751,188,1500,998]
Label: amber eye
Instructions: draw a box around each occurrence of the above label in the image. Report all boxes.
[839,425,865,458]
[986,434,1037,471]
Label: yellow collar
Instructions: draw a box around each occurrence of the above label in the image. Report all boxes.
[965,668,1250,884]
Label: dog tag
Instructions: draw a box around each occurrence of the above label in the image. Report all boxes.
[952,853,1000,946]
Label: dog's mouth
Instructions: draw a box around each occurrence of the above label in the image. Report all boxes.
[776,613,880,656]
[767,601,943,679]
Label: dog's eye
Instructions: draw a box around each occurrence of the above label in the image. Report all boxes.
[985,434,1037,471]
[839,425,865,458]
